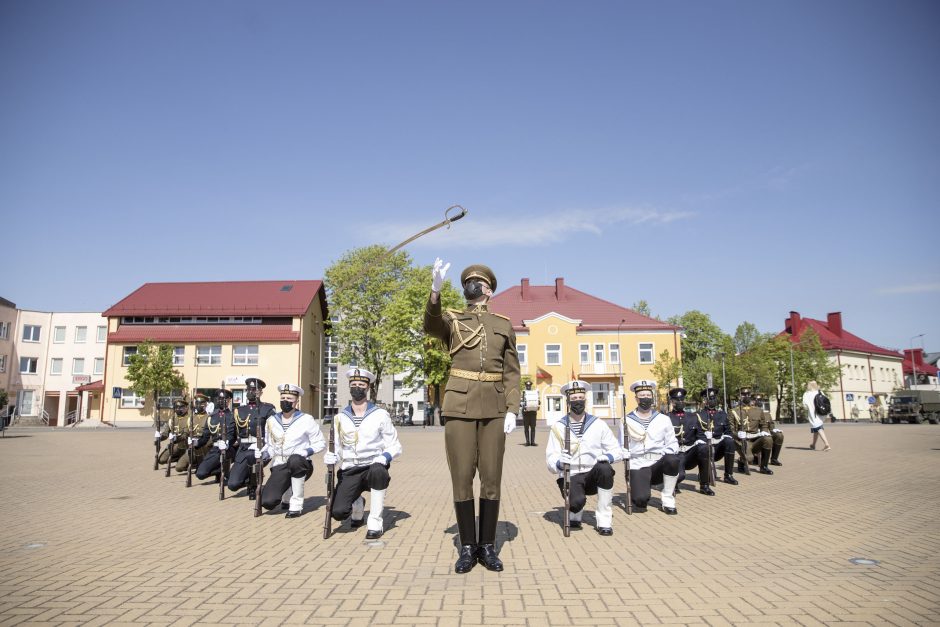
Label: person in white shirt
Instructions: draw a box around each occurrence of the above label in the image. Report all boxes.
[324,368,402,539]
[619,379,681,515]
[546,380,621,535]
[257,383,325,518]
[803,380,832,451]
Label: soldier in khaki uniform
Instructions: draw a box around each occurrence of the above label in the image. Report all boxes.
[754,392,785,466]
[728,387,774,475]
[424,259,520,574]
[158,400,192,468]
[177,394,211,473]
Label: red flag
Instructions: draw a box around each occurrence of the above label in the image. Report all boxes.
[536,366,552,380]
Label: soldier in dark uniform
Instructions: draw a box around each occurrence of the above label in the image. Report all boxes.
[227,378,276,498]
[194,389,236,482]
[424,259,521,574]
[521,380,539,446]
[668,387,714,497]
[158,400,191,467]
[728,387,774,475]
[696,387,738,485]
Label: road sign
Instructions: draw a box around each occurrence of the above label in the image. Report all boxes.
[846,393,854,401]
[112,387,123,399]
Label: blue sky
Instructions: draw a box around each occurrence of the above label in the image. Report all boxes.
[2,0,938,353]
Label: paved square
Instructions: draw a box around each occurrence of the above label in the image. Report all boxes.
[1,422,938,626]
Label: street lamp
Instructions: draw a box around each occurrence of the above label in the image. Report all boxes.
[617,319,626,420]
[719,352,728,411]
[910,333,925,388]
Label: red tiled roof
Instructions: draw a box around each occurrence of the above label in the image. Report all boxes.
[102,281,327,318]
[781,315,901,359]
[489,279,677,331]
[75,379,104,392]
[902,359,939,376]
[108,325,299,343]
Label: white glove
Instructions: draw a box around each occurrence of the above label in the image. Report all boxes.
[154,430,161,439]
[758,431,770,437]
[372,455,389,467]
[431,257,450,293]
[188,437,197,445]
[168,433,176,442]
[704,431,713,440]
[216,440,228,451]
[772,428,781,433]
[621,448,631,460]
[253,449,263,462]
[559,452,573,467]
[503,412,516,434]
[737,431,746,439]
[323,451,339,465]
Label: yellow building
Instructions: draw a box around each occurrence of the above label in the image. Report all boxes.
[101,280,328,425]
[490,278,681,422]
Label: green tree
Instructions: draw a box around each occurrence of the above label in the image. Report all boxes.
[775,329,842,421]
[651,350,681,407]
[125,341,188,428]
[0,388,7,409]
[668,310,728,364]
[733,321,765,354]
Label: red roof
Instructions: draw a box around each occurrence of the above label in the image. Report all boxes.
[489,278,677,332]
[781,311,901,358]
[103,281,327,318]
[902,349,939,376]
[75,380,104,392]
[108,324,300,343]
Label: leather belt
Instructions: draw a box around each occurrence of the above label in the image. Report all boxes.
[450,368,502,382]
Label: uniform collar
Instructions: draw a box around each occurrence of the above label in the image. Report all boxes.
[342,402,378,419]
[466,303,488,313]
[560,413,596,432]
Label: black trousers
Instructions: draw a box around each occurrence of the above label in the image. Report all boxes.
[227,445,257,491]
[330,463,391,521]
[261,455,313,511]
[677,443,709,486]
[556,462,615,513]
[522,411,537,443]
[713,438,737,474]
[195,447,223,480]
[628,454,679,508]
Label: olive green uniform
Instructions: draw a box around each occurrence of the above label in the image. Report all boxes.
[729,405,772,470]
[158,415,194,466]
[174,413,210,472]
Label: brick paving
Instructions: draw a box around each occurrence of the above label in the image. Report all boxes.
[0,422,938,626]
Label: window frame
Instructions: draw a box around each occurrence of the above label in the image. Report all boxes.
[196,345,222,366]
[121,389,145,408]
[53,326,66,343]
[232,345,259,366]
[609,343,620,365]
[0,321,9,340]
[122,346,138,366]
[72,358,85,375]
[517,343,527,366]
[579,343,590,365]
[0,354,6,373]
[638,342,655,365]
[74,326,87,344]
[96,325,107,343]
[172,346,185,366]
[19,357,38,374]
[545,344,562,366]
[50,358,63,376]
[22,325,42,343]
[594,343,605,364]
[93,357,104,375]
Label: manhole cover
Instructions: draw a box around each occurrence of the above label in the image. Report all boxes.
[849,558,879,566]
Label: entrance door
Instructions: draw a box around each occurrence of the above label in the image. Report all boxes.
[17,390,35,416]
[544,394,564,427]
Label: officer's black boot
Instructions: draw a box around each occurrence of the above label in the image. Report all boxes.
[477,498,504,572]
[723,453,738,485]
[529,426,536,447]
[454,500,477,574]
[771,443,783,466]
[759,449,774,474]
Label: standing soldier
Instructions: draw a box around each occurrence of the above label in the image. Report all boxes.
[521,380,540,446]
[754,392,785,466]
[668,388,714,497]
[729,388,774,475]
[324,368,402,539]
[546,381,620,535]
[696,387,738,485]
[620,380,681,515]
[193,389,236,483]
[424,259,520,574]
[258,383,325,518]
[227,378,276,499]
[158,400,191,468]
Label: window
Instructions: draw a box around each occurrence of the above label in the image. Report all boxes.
[72,358,85,375]
[122,346,137,366]
[546,344,562,366]
[121,389,145,408]
[50,358,63,375]
[196,345,222,366]
[517,344,527,365]
[233,345,259,366]
[20,357,38,374]
[22,325,41,342]
[609,343,620,365]
[0,355,5,373]
[639,342,654,365]
[93,358,104,375]
[74,326,87,343]
[593,383,611,407]
[594,344,604,364]
[0,321,9,340]
[53,326,66,343]
[97,325,107,343]
[157,389,184,409]
[579,343,590,364]
[172,346,185,366]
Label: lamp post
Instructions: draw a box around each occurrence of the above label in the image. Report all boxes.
[719,352,728,411]
[617,319,626,420]
[789,342,797,424]
[910,333,925,388]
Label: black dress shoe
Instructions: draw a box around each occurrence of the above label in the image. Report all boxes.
[699,485,715,496]
[455,545,476,574]
[350,518,365,528]
[476,544,503,572]
[597,527,613,536]
[674,486,682,495]
[633,505,647,513]
[759,467,774,475]
[281,503,290,510]
[770,460,783,466]
[531,442,536,447]
[569,520,582,530]
[662,506,678,515]
[723,475,739,485]
[365,529,383,539]
[285,510,302,518]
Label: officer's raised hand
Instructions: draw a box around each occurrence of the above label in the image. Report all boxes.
[431,257,450,293]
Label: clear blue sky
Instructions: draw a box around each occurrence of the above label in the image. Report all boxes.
[2,0,937,353]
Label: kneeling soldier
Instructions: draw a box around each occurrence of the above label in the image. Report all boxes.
[258,384,325,518]
[228,378,275,498]
[669,387,715,497]
[194,389,235,482]
[729,388,774,475]
[324,368,402,539]
[755,393,785,466]
[546,381,620,535]
[620,380,680,514]
[697,387,738,485]
[158,400,191,468]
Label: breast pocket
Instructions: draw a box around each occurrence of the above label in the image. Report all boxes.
[444,376,470,415]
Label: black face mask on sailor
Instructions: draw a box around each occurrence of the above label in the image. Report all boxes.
[463,281,485,301]
[349,387,367,402]
[568,400,586,415]
[637,397,654,411]
[280,400,295,413]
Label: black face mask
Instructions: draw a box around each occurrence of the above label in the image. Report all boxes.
[637,397,654,411]
[463,281,484,301]
[195,403,207,414]
[175,408,188,417]
[569,400,586,415]
[350,387,367,402]
[246,390,258,402]
[706,399,718,409]
[280,400,295,413]
[741,397,752,406]
[216,400,228,411]
[673,402,685,412]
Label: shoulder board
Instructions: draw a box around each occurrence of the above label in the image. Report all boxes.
[489,312,510,321]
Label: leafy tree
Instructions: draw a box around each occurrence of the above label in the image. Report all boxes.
[668,310,728,364]
[632,300,652,317]
[733,321,765,354]
[651,350,681,407]
[774,329,842,421]
[0,388,7,409]
[125,341,188,428]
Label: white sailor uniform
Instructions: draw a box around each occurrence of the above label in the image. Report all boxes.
[620,410,681,512]
[258,411,325,514]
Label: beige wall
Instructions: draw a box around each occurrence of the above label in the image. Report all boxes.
[0,302,17,395]
[828,351,903,420]
[43,312,107,426]
[9,310,53,417]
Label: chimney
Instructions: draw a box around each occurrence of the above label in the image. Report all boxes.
[827,312,843,337]
[788,311,802,336]
[555,277,565,300]
[521,278,530,301]
[914,348,925,367]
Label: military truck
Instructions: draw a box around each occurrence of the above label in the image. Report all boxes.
[885,390,940,424]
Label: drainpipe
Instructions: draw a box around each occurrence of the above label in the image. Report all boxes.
[836,351,846,421]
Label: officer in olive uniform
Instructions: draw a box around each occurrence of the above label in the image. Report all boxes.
[521,380,539,446]
[228,378,276,498]
[194,389,236,482]
[668,387,714,496]
[754,393,785,466]
[696,387,738,485]
[424,259,520,574]
[158,400,192,467]
[728,387,774,475]
[177,394,211,472]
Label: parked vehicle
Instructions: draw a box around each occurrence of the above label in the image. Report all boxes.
[886,390,940,424]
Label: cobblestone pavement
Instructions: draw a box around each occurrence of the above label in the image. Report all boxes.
[0,422,938,626]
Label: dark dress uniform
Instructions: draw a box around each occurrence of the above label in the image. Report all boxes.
[668,388,715,496]
[228,400,275,496]
[424,262,520,574]
[195,393,236,481]
[728,388,774,475]
[695,387,738,484]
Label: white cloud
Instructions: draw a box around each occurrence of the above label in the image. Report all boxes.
[364,206,695,250]
[877,283,940,295]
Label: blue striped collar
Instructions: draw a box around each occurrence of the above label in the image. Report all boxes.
[342,402,380,420]
[558,413,597,434]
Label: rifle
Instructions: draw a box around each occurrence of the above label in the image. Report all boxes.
[323,413,336,539]
[153,404,161,470]
[562,419,571,537]
[621,394,631,515]
[734,408,751,476]
[218,407,229,501]
[164,415,175,477]
[705,412,717,487]
[186,410,194,488]
[254,409,265,518]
